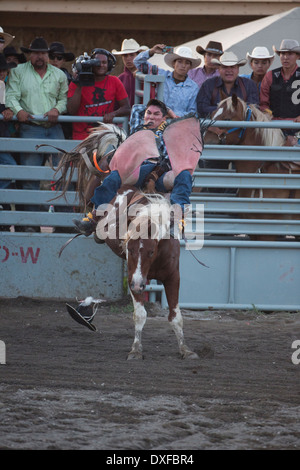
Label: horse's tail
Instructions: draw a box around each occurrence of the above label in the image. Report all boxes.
[53,123,127,209]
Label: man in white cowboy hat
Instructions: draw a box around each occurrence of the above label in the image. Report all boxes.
[0,27,15,52]
[5,37,68,229]
[134,44,200,117]
[188,40,223,88]
[197,51,259,170]
[260,39,300,138]
[240,46,274,91]
[112,38,148,106]
[197,51,259,119]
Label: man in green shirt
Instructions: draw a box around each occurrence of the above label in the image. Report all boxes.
[5,37,68,224]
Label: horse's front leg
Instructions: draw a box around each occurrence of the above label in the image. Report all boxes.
[127,291,147,360]
[164,280,198,359]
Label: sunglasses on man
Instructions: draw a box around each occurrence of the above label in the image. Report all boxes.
[50,54,64,61]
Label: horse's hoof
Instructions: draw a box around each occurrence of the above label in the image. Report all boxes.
[182,350,199,360]
[94,233,105,244]
[127,350,144,360]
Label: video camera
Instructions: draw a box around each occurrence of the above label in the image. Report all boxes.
[73,52,100,86]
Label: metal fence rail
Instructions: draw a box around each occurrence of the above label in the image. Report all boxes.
[1,117,300,310]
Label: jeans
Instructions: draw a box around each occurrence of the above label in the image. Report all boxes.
[90,164,192,212]
[19,123,65,211]
[91,170,122,208]
[0,152,17,189]
[170,170,192,208]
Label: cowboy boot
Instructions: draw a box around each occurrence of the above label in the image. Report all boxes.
[169,204,186,239]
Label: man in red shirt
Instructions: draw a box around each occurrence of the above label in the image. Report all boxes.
[112,39,148,106]
[67,48,130,140]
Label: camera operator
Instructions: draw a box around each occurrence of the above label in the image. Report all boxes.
[67,48,130,140]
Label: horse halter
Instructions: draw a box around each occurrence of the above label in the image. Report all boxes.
[215,105,252,144]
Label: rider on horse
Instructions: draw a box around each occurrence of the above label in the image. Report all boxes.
[73,99,201,238]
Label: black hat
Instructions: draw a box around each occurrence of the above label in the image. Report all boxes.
[21,37,50,53]
[49,42,75,62]
[196,41,223,56]
[0,53,17,70]
[3,46,27,64]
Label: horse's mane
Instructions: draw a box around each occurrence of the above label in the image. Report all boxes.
[221,96,285,147]
[53,123,127,208]
[123,193,172,246]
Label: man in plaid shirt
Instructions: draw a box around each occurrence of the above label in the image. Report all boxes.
[73,99,193,237]
[129,101,170,167]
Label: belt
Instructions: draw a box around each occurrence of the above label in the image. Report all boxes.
[22,121,57,129]
[144,158,159,164]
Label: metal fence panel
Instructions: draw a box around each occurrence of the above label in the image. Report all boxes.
[179,240,300,311]
[0,232,124,300]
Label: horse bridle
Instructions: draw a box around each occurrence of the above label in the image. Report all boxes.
[211,105,252,144]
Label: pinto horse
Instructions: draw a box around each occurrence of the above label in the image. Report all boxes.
[204,95,300,239]
[95,185,198,360]
[56,122,201,359]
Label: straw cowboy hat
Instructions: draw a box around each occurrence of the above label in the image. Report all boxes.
[211,51,246,67]
[21,37,50,53]
[246,46,275,64]
[49,42,75,61]
[196,41,223,56]
[164,46,201,69]
[0,27,15,48]
[272,39,300,55]
[112,38,148,55]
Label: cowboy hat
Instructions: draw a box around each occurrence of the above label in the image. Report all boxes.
[0,27,15,48]
[3,46,26,64]
[112,38,148,55]
[211,51,247,67]
[196,41,223,56]
[164,46,201,69]
[49,42,75,61]
[246,46,275,64]
[0,53,17,71]
[21,37,50,53]
[272,39,300,55]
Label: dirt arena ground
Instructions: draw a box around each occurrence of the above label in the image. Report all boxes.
[0,296,299,451]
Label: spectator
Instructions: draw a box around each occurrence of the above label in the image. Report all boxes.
[0,27,14,53]
[112,38,148,106]
[5,37,68,230]
[197,51,259,118]
[49,42,75,83]
[188,41,223,88]
[73,99,197,237]
[197,51,259,170]
[0,54,17,198]
[50,42,75,139]
[240,46,274,92]
[260,39,300,143]
[134,44,200,117]
[67,48,130,140]
[3,46,26,66]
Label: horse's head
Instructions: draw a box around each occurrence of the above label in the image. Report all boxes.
[204,94,246,145]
